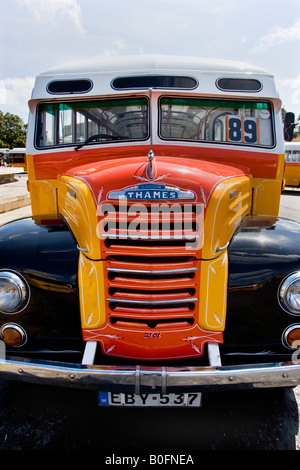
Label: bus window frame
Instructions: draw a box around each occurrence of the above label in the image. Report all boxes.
[158,96,276,149]
[34,96,150,151]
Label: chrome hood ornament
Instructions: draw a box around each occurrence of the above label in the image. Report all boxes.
[148,149,154,179]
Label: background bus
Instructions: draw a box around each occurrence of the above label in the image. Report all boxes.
[0,148,9,166]
[8,147,27,171]
[284,142,300,187]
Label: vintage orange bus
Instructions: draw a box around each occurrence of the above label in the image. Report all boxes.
[0,148,9,166]
[284,141,300,187]
[8,147,27,171]
[0,55,300,406]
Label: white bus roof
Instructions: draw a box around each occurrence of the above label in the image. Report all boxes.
[285,141,300,149]
[40,54,270,76]
[10,148,26,153]
[30,54,279,101]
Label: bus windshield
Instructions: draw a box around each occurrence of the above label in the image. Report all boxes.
[36,97,149,148]
[159,97,274,147]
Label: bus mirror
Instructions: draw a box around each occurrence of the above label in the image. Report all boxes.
[284,112,295,141]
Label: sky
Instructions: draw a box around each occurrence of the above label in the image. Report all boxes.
[0,0,300,124]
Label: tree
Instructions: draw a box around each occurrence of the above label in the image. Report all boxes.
[0,110,26,148]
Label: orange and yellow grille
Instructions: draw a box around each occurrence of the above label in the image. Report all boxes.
[81,201,223,360]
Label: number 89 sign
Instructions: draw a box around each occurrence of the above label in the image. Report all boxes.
[226,116,259,144]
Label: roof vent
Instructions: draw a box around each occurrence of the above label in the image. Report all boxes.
[112,75,198,90]
[47,79,93,94]
[216,78,262,92]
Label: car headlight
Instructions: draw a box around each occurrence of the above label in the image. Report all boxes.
[278,272,300,315]
[0,271,30,314]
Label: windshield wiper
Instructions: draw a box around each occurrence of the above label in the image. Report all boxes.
[74,133,128,151]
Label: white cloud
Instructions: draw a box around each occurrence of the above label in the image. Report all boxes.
[277,75,300,110]
[0,81,5,104]
[18,0,84,33]
[103,39,127,57]
[2,77,35,106]
[0,77,35,122]
[252,17,300,53]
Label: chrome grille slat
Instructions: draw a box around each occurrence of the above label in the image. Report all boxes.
[107,267,198,274]
[102,233,200,240]
[106,297,198,305]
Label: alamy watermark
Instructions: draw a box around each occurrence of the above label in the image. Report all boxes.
[0,340,5,360]
[96,200,204,250]
[291,341,300,364]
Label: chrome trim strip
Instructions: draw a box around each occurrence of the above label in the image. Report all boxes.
[77,245,87,253]
[161,366,167,395]
[207,343,222,367]
[106,297,198,305]
[135,365,141,395]
[216,242,229,253]
[1,357,300,392]
[82,341,97,365]
[107,267,197,274]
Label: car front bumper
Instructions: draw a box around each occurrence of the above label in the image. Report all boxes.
[0,356,300,393]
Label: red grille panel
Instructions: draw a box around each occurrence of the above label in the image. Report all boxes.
[99,202,202,330]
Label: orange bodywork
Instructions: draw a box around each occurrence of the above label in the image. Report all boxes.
[27,143,284,360]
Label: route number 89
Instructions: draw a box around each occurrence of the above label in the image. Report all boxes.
[228,117,257,143]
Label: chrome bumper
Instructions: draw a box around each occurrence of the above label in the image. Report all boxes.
[1,356,300,392]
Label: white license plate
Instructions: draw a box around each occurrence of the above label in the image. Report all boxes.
[98,392,202,407]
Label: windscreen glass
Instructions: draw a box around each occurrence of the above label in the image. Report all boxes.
[36,98,148,148]
[160,97,274,147]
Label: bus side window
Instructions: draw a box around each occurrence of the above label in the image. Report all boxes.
[285,150,292,162]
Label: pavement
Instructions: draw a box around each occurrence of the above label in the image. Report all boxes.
[0,168,31,224]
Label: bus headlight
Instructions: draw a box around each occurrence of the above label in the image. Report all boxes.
[0,271,29,314]
[278,272,300,315]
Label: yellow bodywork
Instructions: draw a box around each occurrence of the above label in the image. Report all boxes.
[57,175,101,260]
[202,176,251,259]
[78,254,106,329]
[284,164,300,187]
[199,251,228,331]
